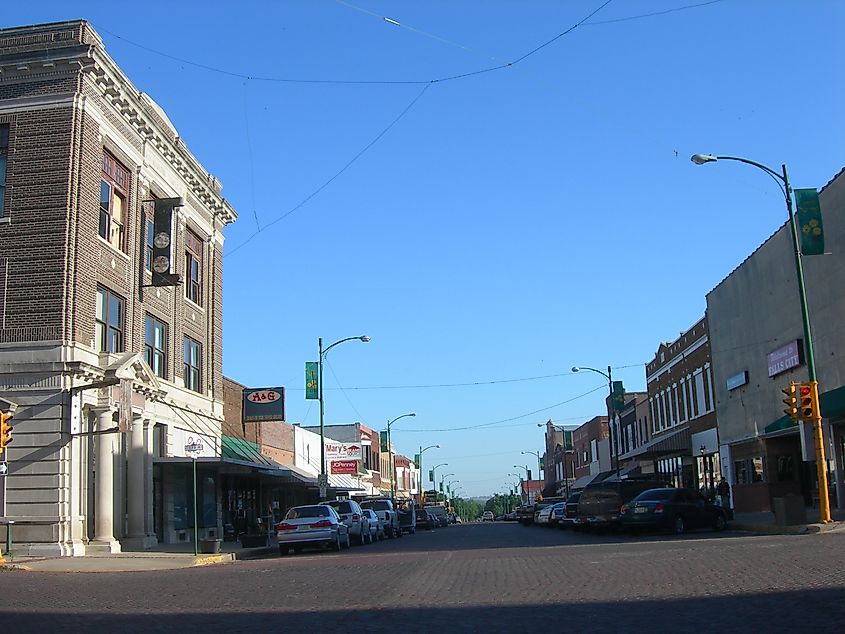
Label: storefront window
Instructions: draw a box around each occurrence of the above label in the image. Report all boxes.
[734,456,765,485]
[173,468,217,529]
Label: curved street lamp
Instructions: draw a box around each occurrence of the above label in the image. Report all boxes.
[417,444,440,503]
[318,335,370,499]
[571,365,621,482]
[430,463,448,497]
[440,472,455,501]
[386,412,416,501]
[691,153,831,523]
[521,450,542,487]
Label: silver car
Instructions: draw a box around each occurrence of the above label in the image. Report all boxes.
[321,499,369,545]
[362,508,385,541]
[276,505,350,555]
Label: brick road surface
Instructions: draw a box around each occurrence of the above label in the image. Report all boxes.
[1,522,844,633]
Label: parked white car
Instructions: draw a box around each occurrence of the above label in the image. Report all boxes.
[276,504,350,554]
[321,499,370,545]
[362,508,385,541]
[361,498,401,538]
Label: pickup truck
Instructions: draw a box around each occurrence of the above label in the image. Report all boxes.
[360,498,401,538]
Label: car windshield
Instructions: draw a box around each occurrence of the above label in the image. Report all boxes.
[362,501,390,511]
[325,501,352,514]
[285,506,329,519]
[636,489,676,501]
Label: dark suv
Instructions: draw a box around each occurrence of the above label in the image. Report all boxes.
[576,478,667,530]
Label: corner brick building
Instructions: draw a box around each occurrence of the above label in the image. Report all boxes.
[0,21,236,555]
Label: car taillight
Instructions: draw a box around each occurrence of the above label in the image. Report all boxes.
[654,502,665,514]
[620,504,629,514]
[310,519,333,528]
[352,514,360,521]
[276,522,297,531]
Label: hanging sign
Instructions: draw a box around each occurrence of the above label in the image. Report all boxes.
[243,387,285,422]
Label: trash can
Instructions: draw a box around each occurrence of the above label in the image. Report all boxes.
[772,494,807,526]
[200,538,222,554]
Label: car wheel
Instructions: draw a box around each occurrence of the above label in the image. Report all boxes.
[674,515,686,535]
[397,527,404,538]
[293,545,303,554]
[713,513,727,532]
[344,532,351,549]
[357,530,366,546]
[279,545,289,556]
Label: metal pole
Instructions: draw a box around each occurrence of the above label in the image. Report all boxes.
[192,457,198,556]
[608,365,620,481]
[4,520,12,559]
[388,420,394,501]
[782,164,831,522]
[418,445,423,505]
[318,337,326,501]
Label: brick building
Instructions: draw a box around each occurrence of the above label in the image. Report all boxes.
[0,21,236,555]
[570,415,608,489]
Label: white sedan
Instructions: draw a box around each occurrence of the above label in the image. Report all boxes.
[275,505,350,554]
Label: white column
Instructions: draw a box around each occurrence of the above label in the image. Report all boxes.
[93,408,120,552]
[145,420,158,544]
[127,417,145,540]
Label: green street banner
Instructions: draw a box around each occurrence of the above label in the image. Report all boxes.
[305,362,319,400]
[612,381,625,411]
[795,188,824,256]
[379,430,389,452]
[439,482,443,492]
[414,453,421,468]
[428,469,434,482]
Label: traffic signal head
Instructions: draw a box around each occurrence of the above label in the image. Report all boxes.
[798,382,819,421]
[0,411,13,455]
[782,384,798,422]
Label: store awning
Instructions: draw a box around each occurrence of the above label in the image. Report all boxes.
[328,473,366,493]
[624,426,691,459]
[153,455,318,485]
[570,472,602,491]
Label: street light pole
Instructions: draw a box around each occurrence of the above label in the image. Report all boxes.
[572,366,620,482]
[418,444,440,504]
[440,473,455,503]
[521,450,542,491]
[387,412,416,501]
[691,153,831,523]
[430,463,448,500]
[318,335,370,500]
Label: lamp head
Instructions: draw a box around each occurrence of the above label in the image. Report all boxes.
[691,154,717,165]
[571,366,580,373]
[359,336,371,342]
[435,444,440,448]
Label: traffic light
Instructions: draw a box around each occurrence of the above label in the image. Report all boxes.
[0,411,12,456]
[798,381,820,422]
[782,383,798,422]
[150,197,182,287]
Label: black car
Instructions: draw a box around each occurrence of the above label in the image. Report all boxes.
[620,488,729,534]
[415,510,436,531]
[576,478,667,530]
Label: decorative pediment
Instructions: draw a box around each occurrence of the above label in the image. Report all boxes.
[103,352,162,396]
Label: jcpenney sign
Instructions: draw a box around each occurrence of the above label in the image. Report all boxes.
[767,340,803,377]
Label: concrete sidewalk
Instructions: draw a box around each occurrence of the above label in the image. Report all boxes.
[0,539,276,573]
[731,508,845,535]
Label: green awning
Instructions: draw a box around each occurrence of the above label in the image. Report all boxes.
[222,435,273,465]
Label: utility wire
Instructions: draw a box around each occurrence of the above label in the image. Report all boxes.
[225,81,432,257]
[583,0,726,25]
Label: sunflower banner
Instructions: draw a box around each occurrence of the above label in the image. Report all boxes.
[794,188,824,256]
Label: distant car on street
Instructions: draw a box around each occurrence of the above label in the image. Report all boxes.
[481,510,495,522]
[577,479,667,531]
[620,488,729,534]
[276,505,350,554]
[426,505,450,527]
[361,508,385,541]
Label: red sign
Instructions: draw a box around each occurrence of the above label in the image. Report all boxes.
[330,460,358,474]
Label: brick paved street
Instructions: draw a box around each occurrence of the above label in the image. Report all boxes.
[2,522,844,633]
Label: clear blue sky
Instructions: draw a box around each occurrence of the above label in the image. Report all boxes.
[6,1,843,496]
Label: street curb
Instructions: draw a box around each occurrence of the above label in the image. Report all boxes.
[731,521,845,535]
[191,553,235,566]
[0,559,32,571]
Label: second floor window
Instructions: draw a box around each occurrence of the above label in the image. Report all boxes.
[185,229,203,306]
[183,336,201,392]
[100,152,129,252]
[0,123,8,218]
[95,287,124,353]
[144,314,167,378]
